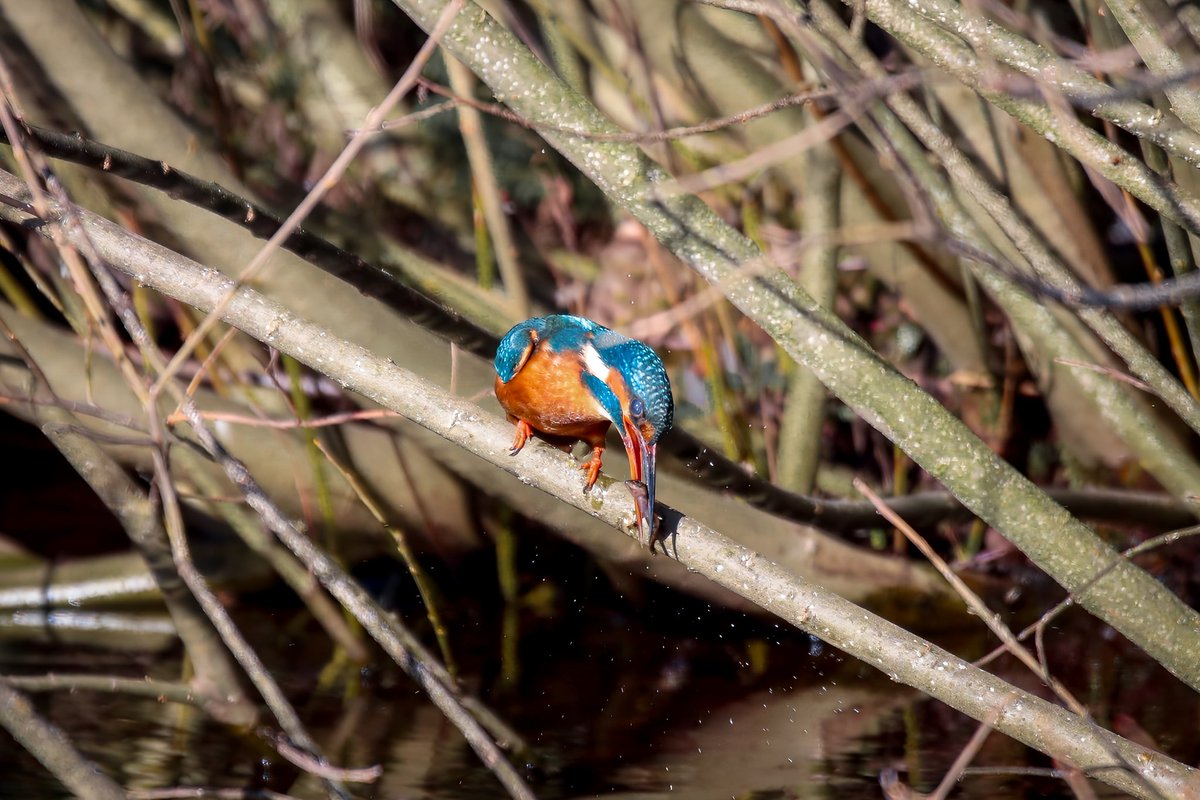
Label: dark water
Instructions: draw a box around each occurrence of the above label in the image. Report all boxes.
[2,568,1193,800]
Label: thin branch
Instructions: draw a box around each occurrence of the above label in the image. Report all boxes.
[928,719,998,800]
[128,791,301,800]
[169,407,401,429]
[259,730,383,784]
[410,75,839,142]
[1054,358,1154,393]
[311,438,459,676]
[659,69,924,196]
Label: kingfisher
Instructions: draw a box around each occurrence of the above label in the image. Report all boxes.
[493,315,674,546]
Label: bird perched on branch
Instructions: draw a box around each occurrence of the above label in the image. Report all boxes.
[493,315,674,546]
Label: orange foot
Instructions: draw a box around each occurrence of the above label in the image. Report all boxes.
[580,445,605,492]
[508,419,533,455]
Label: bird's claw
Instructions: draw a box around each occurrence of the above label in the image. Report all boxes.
[508,419,533,456]
[580,445,604,493]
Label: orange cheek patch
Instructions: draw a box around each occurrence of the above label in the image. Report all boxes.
[604,371,632,411]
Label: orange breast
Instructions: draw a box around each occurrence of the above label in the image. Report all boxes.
[495,349,611,447]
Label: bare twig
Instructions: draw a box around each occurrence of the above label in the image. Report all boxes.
[0,121,498,354]
[128,790,301,800]
[929,718,997,800]
[3,674,202,706]
[167,407,400,429]
[1054,359,1154,393]
[260,729,383,783]
[409,75,839,142]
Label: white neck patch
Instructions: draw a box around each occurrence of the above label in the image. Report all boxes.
[581,343,610,382]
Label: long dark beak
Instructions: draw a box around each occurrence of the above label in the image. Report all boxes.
[639,441,658,546]
[619,420,657,546]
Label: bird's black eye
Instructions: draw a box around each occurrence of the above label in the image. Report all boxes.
[630,397,646,418]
